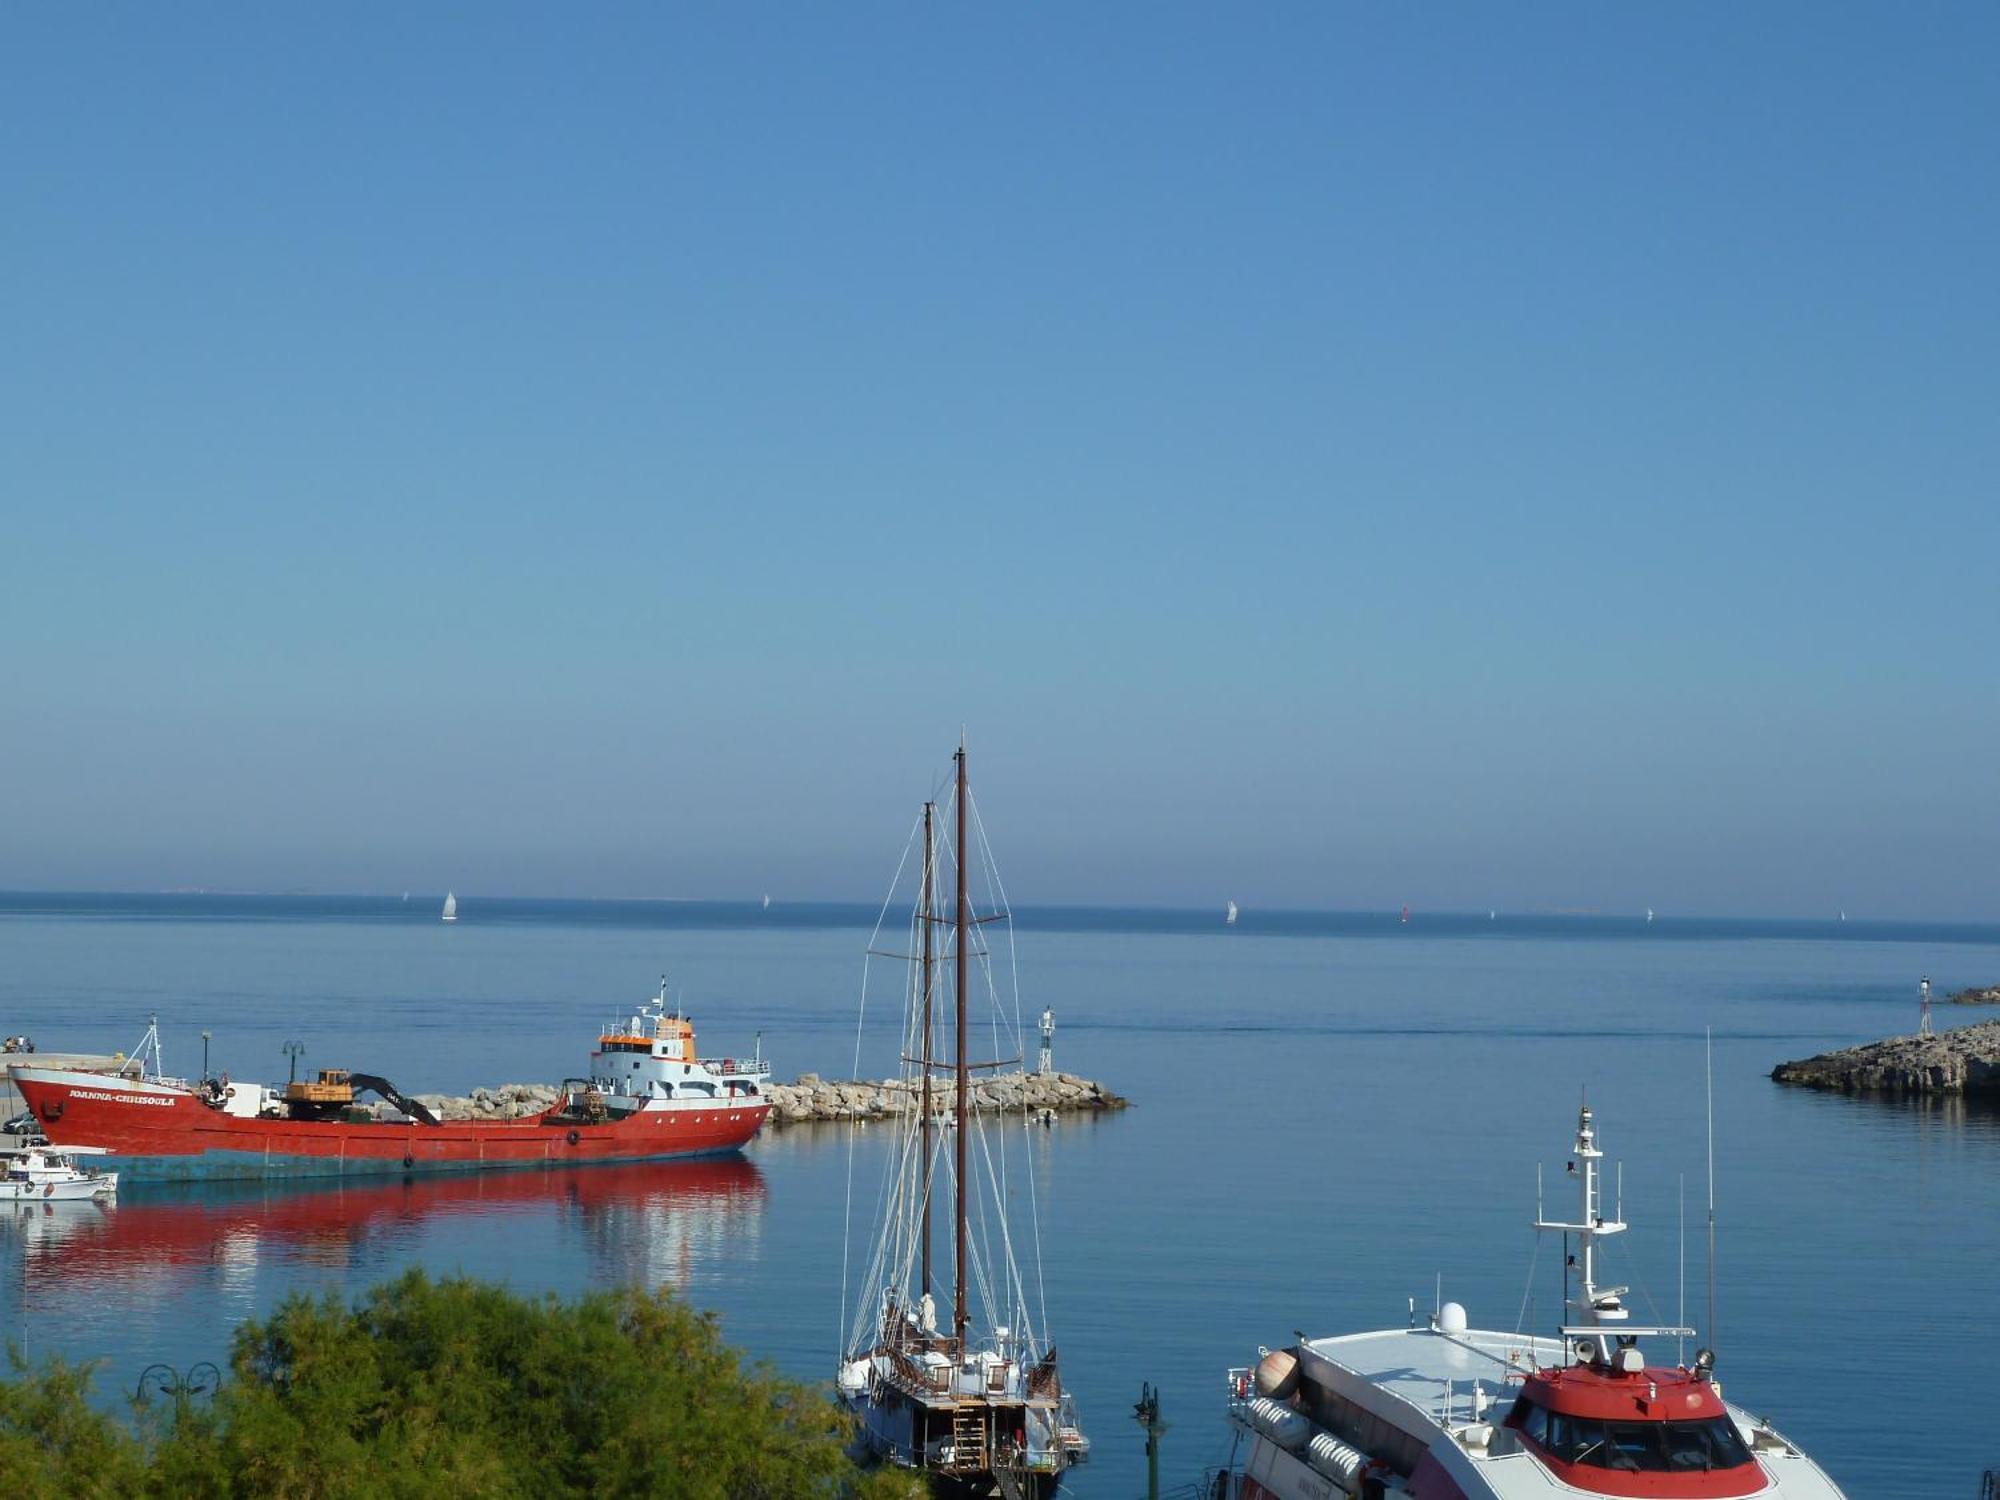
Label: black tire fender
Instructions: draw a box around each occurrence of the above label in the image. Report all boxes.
[567,1129,581,1146]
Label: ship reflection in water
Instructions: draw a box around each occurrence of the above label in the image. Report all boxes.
[2,1157,768,1308]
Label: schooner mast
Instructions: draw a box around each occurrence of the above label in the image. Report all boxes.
[953,741,970,1349]
[838,739,1089,1496]
[919,798,935,1307]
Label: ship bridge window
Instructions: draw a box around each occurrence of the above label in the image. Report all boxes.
[1526,1406,1753,1473]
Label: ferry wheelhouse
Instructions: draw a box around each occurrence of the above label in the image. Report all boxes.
[1220,1105,1846,1500]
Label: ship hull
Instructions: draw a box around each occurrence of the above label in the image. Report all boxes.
[9,1067,770,1182]
[843,1394,1068,1500]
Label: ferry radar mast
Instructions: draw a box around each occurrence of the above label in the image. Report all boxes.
[1534,1102,1694,1365]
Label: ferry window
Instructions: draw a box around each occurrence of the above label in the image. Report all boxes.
[1517,1403,1548,1446]
[1538,1414,1751,1472]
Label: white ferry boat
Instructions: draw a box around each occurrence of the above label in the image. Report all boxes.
[1,1142,117,1202]
[1219,1104,1846,1499]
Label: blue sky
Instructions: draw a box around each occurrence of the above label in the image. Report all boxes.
[3,4,1996,915]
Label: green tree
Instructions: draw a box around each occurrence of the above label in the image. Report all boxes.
[2,1272,924,1500]
[0,1349,148,1500]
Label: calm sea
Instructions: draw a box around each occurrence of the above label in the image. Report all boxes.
[3,894,1997,1496]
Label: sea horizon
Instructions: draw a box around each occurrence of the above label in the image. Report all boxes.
[2,886,1996,948]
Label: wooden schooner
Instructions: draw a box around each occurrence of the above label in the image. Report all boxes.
[837,742,1088,1498]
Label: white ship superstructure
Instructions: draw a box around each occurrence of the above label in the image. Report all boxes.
[1219,1105,1846,1500]
[584,979,771,1110]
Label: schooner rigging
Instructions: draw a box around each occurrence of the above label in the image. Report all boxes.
[838,742,1088,1498]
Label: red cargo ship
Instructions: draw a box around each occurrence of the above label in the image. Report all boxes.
[7,986,772,1182]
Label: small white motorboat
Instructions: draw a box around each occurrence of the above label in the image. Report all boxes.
[1,1143,117,1202]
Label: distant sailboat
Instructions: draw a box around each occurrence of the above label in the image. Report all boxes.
[1646,907,1655,924]
[1839,908,1848,923]
[441,892,458,924]
[1488,909,1496,921]
[762,893,771,911]
[1225,900,1238,925]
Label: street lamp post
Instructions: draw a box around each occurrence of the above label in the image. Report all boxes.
[134,1362,222,1417]
[201,1030,212,1081]
[1133,1383,1168,1500]
[283,1040,305,1085]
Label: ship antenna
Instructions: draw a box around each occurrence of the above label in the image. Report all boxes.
[1677,1173,1687,1368]
[1705,1025,1718,1358]
[953,738,970,1350]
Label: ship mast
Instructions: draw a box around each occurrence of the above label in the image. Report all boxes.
[1533,1102,1630,1353]
[919,799,936,1304]
[952,740,968,1352]
[953,739,970,1350]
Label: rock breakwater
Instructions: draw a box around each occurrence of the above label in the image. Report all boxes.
[1771,1020,2000,1096]
[762,1070,1126,1127]
[1949,985,2000,1006]
[400,1072,1128,1126]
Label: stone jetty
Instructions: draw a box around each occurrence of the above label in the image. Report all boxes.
[401,1071,1128,1126]
[1948,984,2000,1006]
[761,1070,1126,1127]
[1771,1019,2000,1096]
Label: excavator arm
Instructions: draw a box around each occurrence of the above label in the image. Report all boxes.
[346,1073,441,1127]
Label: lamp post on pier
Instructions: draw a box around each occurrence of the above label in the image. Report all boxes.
[283,1040,305,1085]
[134,1361,221,1417]
[1133,1383,1167,1500]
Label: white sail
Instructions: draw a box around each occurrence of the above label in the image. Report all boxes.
[441,892,457,923]
[1225,900,1238,925]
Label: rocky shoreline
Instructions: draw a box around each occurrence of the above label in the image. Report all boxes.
[1770,1019,2000,1096]
[1948,984,2000,1005]
[405,1070,1128,1126]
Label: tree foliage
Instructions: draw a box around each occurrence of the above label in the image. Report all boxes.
[1,1270,923,1500]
